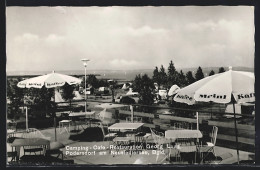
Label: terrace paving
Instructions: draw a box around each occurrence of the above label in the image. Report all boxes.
[7,125,255,165]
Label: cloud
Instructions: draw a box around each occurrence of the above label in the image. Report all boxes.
[14,33,39,43]
[14,33,65,46]
[110,59,139,67]
[6,6,254,72]
[185,20,217,32]
[45,34,65,45]
[126,26,167,36]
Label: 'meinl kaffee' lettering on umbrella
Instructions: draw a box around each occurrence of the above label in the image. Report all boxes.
[237,93,255,99]
[175,94,193,101]
[46,82,64,86]
[199,94,226,99]
[28,83,42,86]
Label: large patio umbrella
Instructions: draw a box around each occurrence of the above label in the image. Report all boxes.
[17,71,82,141]
[173,67,255,164]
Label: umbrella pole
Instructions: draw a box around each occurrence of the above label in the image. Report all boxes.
[54,89,57,141]
[196,112,199,130]
[232,102,240,164]
[25,107,28,131]
[54,116,57,141]
[130,105,134,123]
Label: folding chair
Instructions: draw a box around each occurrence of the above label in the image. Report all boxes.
[198,126,218,163]
[175,137,197,164]
[45,142,65,160]
[150,128,172,163]
[100,123,117,141]
[7,151,17,162]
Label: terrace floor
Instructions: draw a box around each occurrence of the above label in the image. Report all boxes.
[7,126,255,165]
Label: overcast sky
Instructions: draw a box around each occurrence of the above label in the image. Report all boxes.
[6,6,254,72]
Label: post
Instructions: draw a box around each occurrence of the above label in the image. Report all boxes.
[130,105,134,123]
[233,102,240,164]
[25,107,28,131]
[196,112,199,130]
[84,65,87,113]
[54,89,57,141]
[196,112,199,143]
[81,59,90,113]
[54,115,57,141]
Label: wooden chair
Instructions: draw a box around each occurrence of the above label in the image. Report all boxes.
[7,121,17,143]
[175,137,197,163]
[7,121,17,131]
[7,151,17,162]
[197,126,218,163]
[45,142,65,160]
[150,128,172,163]
[100,123,117,141]
[126,117,142,123]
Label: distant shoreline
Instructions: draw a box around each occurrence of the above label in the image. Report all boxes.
[6,66,254,81]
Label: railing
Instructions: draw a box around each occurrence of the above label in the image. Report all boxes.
[117,109,255,146]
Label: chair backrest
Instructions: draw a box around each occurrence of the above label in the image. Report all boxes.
[173,122,192,130]
[126,117,131,122]
[210,126,218,145]
[134,117,142,123]
[126,117,142,123]
[135,135,144,144]
[150,128,166,145]
[7,122,17,130]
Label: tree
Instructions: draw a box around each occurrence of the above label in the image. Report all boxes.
[209,70,215,76]
[7,78,25,120]
[178,70,187,87]
[132,74,142,93]
[218,67,226,73]
[108,80,117,103]
[120,96,135,104]
[186,71,195,85]
[98,79,109,87]
[80,75,99,90]
[60,83,75,110]
[159,65,167,89]
[133,74,155,105]
[195,66,204,81]
[26,87,56,118]
[87,75,99,88]
[167,60,178,88]
[152,66,160,90]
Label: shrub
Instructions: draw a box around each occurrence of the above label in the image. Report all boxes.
[120,96,135,104]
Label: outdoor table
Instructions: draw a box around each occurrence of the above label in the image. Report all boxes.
[69,112,94,130]
[108,123,144,145]
[165,130,202,163]
[10,138,50,160]
[165,130,203,140]
[59,120,72,134]
[108,123,144,131]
